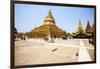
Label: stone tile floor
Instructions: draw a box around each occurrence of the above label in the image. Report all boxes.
[15,39,94,66]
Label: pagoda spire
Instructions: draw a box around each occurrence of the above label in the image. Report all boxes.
[48,10,52,16]
[46,9,53,18]
[78,20,84,33]
[44,10,55,25]
[85,20,92,33]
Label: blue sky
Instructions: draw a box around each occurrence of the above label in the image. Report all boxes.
[15,3,94,33]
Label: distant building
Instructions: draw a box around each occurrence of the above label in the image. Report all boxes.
[26,10,66,38]
[89,22,95,45]
[72,20,93,38]
[85,21,92,34]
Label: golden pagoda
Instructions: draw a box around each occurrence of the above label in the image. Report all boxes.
[78,20,84,33]
[85,21,92,34]
[27,10,66,38]
[73,20,89,38]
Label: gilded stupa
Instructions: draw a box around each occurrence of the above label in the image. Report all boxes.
[85,21,92,34]
[78,20,84,33]
[73,20,90,38]
[27,10,66,38]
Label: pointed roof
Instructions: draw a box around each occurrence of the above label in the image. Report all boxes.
[78,20,84,33]
[85,21,92,33]
[47,10,52,17]
[78,20,82,29]
[45,10,53,18]
[44,10,55,25]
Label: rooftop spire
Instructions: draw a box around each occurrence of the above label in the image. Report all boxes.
[48,10,52,15]
[78,20,84,33]
[85,20,92,33]
[44,10,55,25]
[47,10,53,18]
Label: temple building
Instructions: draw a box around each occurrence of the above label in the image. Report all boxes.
[26,10,66,39]
[90,23,95,45]
[85,21,93,38]
[77,20,84,33]
[85,21,92,34]
[72,20,93,38]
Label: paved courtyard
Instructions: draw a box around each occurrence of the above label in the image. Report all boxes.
[15,39,94,66]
